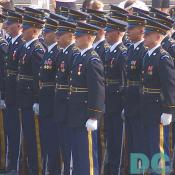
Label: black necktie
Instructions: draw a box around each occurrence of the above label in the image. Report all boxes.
[128,44,135,56]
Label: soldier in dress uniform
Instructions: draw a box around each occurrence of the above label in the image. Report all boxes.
[0,14,8,174]
[150,12,175,61]
[109,5,132,48]
[3,11,23,175]
[0,13,6,38]
[150,11,175,161]
[87,14,109,173]
[23,7,47,50]
[88,14,109,62]
[152,13,175,165]
[16,14,45,175]
[140,18,175,174]
[125,14,147,172]
[54,19,79,175]
[39,17,61,175]
[1,8,12,43]
[104,17,127,175]
[68,21,105,175]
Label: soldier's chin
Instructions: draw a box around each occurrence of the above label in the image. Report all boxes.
[22,36,27,41]
[75,41,81,48]
[143,41,150,48]
[22,35,29,42]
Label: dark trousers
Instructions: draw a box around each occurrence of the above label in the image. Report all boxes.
[4,105,20,171]
[126,116,144,155]
[40,117,61,175]
[57,124,71,175]
[71,127,99,175]
[169,122,175,173]
[97,116,105,173]
[170,122,175,156]
[0,110,6,171]
[126,116,144,175]
[106,114,123,175]
[21,109,41,175]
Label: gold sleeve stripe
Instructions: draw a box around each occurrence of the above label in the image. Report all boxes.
[88,131,94,175]
[159,124,165,175]
[34,115,42,175]
[88,108,103,113]
[163,105,175,108]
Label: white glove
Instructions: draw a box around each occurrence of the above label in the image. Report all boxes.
[161,113,172,126]
[0,100,6,109]
[33,103,39,115]
[86,119,98,131]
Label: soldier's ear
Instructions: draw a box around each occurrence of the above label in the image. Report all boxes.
[156,33,163,41]
[91,35,96,42]
[33,28,40,34]
[140,28,144,34]
[18,24,22,28]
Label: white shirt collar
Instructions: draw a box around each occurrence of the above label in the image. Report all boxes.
[25,38,38,48]
[63,42,74,53]
[5,33,10,39]
[93,38,105,49]
[133,40,143,49]
[11,34,21,44]
[110,40,122,52]
[81,47,92,56]
[48,42,57,52]
[148,45,160,56]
